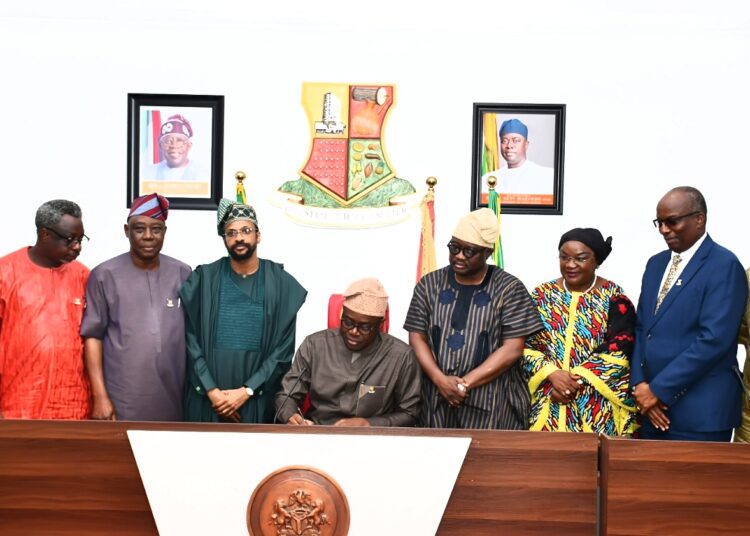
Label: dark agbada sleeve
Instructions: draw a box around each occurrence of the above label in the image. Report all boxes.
[403,277,430,334]
[179,266,219,393]
[80,267,109,339]
[245,266,307,393]
[498,278,543,340]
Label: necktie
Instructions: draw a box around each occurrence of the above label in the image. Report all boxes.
[655,254,682,312]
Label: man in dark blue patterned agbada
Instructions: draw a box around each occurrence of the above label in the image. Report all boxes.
[404,208,542,429]
[180,199,307,423]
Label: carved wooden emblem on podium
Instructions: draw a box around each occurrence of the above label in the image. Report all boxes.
[247,465,350,536]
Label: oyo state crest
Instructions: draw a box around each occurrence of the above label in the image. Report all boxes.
[276,82,418,228]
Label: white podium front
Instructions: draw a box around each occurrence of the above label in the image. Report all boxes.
[128,430,471,535]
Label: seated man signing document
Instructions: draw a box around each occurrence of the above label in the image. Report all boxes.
[275,278,421,427]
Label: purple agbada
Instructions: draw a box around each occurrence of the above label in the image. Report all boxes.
[81,253,191,421]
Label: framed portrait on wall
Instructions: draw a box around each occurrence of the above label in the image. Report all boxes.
[470,103,565,215]
[127,93,224,210]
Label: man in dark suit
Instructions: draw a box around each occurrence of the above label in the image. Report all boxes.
[632,186,747,441]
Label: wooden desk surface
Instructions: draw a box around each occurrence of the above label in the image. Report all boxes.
[600,436,750,535]
[0,421,599,535]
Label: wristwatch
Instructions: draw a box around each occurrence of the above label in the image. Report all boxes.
[245,386,254,397]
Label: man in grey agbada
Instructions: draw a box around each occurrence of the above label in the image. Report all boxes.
[81,193,191,421]
[276,278,421,427]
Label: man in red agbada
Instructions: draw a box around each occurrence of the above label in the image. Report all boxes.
[0,200,91,419]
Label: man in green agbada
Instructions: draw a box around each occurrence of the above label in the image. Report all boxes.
[180,199,307,423]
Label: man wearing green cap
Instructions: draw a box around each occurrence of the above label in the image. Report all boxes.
[180,199,307,423]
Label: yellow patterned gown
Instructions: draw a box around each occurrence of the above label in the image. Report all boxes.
[522,280,638,436]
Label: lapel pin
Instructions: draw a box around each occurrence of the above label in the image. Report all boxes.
[73,298,82,306]
[675,279,682,286]
[166,298,174,308]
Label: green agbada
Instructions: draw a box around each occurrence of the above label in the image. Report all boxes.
[180,257,307,423]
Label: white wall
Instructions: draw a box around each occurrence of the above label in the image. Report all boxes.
[1,1,749,343]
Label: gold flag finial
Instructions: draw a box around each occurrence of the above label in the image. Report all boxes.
[426,176,437,191]
[235,171,248,203]
[487,175,497,190]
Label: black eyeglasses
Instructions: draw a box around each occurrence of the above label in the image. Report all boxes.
[340,316,379,335]
[653,211,701,229]
[224,227,257,239]
[447,242,485,259]
[44,226,89,246]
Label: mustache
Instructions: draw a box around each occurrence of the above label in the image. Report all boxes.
[226,241,256,261]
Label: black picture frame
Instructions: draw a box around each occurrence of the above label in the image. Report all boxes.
[127,93,224,210]
[470,103,565,215]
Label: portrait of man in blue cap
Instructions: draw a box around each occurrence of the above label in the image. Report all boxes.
[482,117,554,200]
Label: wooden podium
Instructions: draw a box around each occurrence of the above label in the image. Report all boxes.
[6,421,748,535]
[0,420,599,535]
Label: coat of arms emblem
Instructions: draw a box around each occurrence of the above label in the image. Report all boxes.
[278,82,416,213]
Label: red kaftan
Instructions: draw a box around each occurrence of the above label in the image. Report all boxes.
[0,248,91,419]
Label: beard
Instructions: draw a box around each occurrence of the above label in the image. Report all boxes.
[226,242,256,261]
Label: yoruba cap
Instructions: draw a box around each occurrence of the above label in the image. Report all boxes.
[160,114,193,139]
[216,198,258,235]
[452,208,498,249]
[558,228,613,264]
[128,193,169,221]
[499,118,528,139]
[343,278,389,317]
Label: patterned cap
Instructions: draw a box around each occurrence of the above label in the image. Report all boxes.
[452,208,498,249]
[343,278,389,317]
[216,198,258,235]
[499,118,528,139]
[160,114,193,139]
[129,193,169,221]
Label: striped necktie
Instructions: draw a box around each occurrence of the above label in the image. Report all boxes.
[655,254,682,312]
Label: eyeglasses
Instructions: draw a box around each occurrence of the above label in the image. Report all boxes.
[44,227,89,247]
[340,316,379,335]
[653,211,701,229]
[447,242,484,259]
[160,135,189,148]
[224,227,257,239]
[559,254,594,265]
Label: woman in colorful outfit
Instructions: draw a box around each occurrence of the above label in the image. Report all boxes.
[522,228,638,436]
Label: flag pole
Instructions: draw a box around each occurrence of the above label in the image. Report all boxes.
[487,175,504,269]
[416,177,437,282]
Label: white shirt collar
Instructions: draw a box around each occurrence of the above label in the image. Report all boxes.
[671,232,707,266]
[657,232,707,293]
